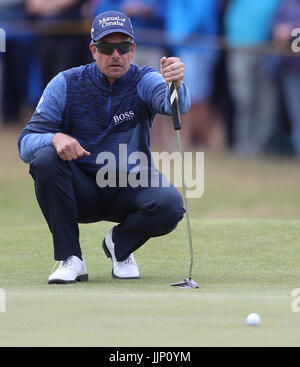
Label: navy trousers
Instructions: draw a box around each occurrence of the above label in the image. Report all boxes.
[29,146,185,261]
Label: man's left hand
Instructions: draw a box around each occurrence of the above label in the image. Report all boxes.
[160,57,185,89]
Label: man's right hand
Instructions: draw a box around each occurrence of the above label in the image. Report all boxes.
[53,133,91,161]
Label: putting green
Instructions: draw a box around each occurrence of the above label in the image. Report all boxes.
[0,219,299,347]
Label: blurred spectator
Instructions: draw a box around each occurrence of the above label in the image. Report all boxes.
[211,0,235,149]
[0,0,40,125]
[92,0,166,70]
[272,0,300,157]
[26,0,88,89]
[224,0,283,157]
[164,0,220,150]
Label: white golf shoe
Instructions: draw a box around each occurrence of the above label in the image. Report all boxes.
[102,227,140,279]
[48,255,88,284]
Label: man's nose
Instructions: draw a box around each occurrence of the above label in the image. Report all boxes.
[111,48,120,57]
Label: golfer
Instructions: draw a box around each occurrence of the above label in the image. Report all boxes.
[18,11,191,284]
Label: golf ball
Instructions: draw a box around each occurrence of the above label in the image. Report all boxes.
[246,313,261,326]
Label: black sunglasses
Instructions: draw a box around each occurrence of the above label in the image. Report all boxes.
[93,41,134,55]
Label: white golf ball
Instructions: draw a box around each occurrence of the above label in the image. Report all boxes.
[246,313,261,326]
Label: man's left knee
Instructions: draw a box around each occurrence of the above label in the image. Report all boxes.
[153,188,185,234]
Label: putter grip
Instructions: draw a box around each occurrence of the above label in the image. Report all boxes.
[168,81,182,131]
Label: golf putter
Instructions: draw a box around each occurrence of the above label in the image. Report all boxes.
[168,81,199,289]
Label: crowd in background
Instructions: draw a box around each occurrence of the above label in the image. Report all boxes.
[1,0,300,158]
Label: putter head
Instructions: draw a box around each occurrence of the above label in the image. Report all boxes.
[171,278,199,289]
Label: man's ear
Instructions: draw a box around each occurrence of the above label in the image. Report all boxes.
[131,42,136,60]
[89,43,97,60]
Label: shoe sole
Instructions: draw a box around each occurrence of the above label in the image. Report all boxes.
[48,274,89,285]
[111,270,140,280]
[102,239,140,280]
[102,238,112,258]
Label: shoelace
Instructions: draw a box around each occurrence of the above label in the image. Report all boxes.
[51,256,74,274]
[124,254,134,265]
[60,257,74,268]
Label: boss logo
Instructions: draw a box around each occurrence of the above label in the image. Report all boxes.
[113,111,135,125]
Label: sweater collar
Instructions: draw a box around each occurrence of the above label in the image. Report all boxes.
[88,61,133,91]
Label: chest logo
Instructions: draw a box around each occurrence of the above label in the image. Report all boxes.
[113,111,135,125]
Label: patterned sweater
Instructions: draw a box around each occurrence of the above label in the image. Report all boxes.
[18,62,191,176]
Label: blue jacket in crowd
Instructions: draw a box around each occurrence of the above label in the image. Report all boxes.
[225,0,284,46]
[94,0,165,27]
[164,0,220,46]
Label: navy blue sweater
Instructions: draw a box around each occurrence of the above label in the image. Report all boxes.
[18,62,191,176]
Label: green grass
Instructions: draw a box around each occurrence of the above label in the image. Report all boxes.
[1,219,300,347]
[1,129,300,347]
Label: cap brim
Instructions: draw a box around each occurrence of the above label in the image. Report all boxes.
[93,29,134,41]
